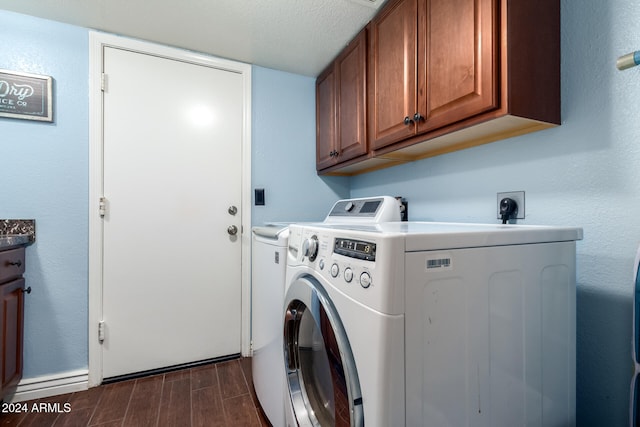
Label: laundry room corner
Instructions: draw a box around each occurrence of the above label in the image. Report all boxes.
[251,65,349,226]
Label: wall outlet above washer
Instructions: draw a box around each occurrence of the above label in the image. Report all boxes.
[496,191,525,220]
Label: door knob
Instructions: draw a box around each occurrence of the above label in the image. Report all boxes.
[227,225,238,236]
[228,206,238,215]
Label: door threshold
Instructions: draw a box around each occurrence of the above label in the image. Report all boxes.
[101,353,241,385]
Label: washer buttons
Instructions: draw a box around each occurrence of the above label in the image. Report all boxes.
[360,272,372,288]
[344,268,353,283]
[319,259,325,270]
[330,263,340,278]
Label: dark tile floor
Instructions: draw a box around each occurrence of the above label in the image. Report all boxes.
[0,358,271,426]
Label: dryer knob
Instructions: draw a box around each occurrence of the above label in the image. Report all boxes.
[302,236,319,261]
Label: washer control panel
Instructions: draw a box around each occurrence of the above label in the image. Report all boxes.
[288,224,404,315]
[321,258,373,290]
[334,238,376,261]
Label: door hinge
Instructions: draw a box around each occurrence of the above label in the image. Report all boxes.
[99,197,107,218]
[101,73,107,92]
[98,320,105,344]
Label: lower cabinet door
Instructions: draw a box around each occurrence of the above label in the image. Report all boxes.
[1,278,24,399]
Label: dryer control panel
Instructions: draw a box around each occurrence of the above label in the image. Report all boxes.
[324,196,401,223]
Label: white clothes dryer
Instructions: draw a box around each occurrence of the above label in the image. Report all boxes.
[252,224,289,427]
[283,219,582,427]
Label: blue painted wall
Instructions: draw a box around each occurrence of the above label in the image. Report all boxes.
[251,66,349,225]
[0,11,347,382]
[0,12,89,378]
[350,0,639,424]
[1,0,638,423]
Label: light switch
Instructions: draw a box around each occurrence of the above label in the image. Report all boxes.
[255,188,265,206]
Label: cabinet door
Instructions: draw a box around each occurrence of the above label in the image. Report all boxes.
[336,29,368,163]
[368,0,418,150]
[0,278,24,398]
[316,66,337,170]
[417,0,498,132]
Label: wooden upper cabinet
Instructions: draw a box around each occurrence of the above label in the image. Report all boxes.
[337,29,368,164]
[418,0,498,133]
[367,0,417,150]
[316,66,337,170]
[317,28,368,171]
[370,0,498,150]
[319,0,559,175]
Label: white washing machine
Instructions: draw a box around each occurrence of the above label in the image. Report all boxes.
[252,224,290,427]
[253,196,402,426]
[284,215,582,426]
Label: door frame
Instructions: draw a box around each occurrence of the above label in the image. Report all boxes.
[87,31,252,387]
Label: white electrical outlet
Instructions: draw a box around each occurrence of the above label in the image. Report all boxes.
[497,191,525,220]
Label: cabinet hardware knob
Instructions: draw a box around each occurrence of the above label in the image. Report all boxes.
[8,260,22,267]
[403,116,414,126]
[228,205,238,215]
[413,112,424,122]
[22,286,31,294]
[227,225,238,236]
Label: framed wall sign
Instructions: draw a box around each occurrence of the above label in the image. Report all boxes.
[0,69,53,122]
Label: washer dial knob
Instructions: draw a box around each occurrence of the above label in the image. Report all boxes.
[360,272,372,288]
[330,263,340,278]
[302,235,319,261]
[344,268,353,283]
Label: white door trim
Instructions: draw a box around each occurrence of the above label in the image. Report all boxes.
[88,31,252,387]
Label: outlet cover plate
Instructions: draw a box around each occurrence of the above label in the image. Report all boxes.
[497,191,525,220]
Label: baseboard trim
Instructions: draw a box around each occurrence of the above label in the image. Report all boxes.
[7,369,89,403]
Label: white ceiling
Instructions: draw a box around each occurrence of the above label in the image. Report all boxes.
[0,0,387,77]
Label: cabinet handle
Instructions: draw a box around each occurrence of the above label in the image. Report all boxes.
[403,116,414,126]
[8,260,22,267]
[413,112,425,122]
[329,150,340,158]
[22,286,31,294]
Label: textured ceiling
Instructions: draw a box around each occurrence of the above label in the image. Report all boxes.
[0,0,387,77]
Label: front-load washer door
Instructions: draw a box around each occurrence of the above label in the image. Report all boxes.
[283,275,363,427]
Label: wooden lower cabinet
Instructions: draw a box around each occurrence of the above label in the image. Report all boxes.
[1,278,24,398]
[0,248,26,401]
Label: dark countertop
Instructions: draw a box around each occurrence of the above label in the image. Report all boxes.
[0,235,31,251]
[0,220,35,251]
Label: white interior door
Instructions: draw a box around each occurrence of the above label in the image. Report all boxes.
[101,46,243,379]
